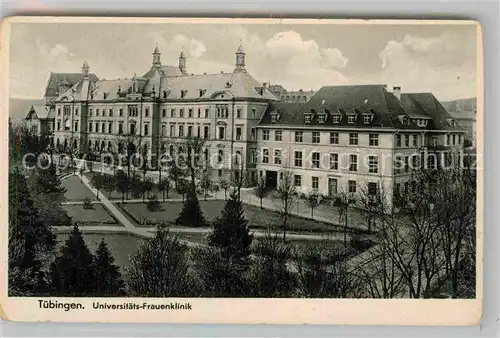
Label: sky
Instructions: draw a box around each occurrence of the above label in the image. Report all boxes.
[9,21,479,101]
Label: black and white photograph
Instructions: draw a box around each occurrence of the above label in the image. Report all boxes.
[2,17,482,324]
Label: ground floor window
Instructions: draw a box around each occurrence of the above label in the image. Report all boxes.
[348,180,357,193]
[312,176,319,190]
[368,182,378,196]
[328,178,338,196]
[294,175,302,187]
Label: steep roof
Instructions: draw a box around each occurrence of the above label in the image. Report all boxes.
[400,93,461,130]
[141,65,184,79]
[44,72,98,97]
[259,85,408,128]
[25,105,51,120]
[159,71,279,100]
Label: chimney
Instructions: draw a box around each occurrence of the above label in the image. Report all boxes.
[393,86,401,100]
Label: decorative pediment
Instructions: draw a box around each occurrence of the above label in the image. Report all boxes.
[398,114,411,125]
[217,121,228,126]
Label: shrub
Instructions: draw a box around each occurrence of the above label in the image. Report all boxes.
[82,197,93,210]
[146,195,162,212]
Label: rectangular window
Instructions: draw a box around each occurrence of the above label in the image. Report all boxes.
[368,155,379,173]
[205,108,209,118]
[75,108,79,116]
[349,154,358,172]
[129,123,136,135]
[332,115,340,123]
[312,152,320,168]
[262,148,269,163]
[312,132,320,144]
[412,155,418,169]
[109,108,113,117]
[57,121,61,131]
[57,108,61,116]
[294,151,303,167]
[312,177,319,190]
[349,133,358,145]
[144,124,149,136]
[96,108,100,116]
[328,178,338,196]
[404,156,409,173]
[236,108,242,118]
[101,122,106,133]
[170,109,175,117]
[204,126,209,139]
[251,128,256,140]
[188,109,193,118]
[250,149,256,164]
[119,108,123,117]
[218,126,225,140]
[330,153,338,170]
[275,130,282,142]
[89,108,93,116]
[74,121,79,132]
[179,125,184,137]
[369,133,379,146]
[95,122,99,133]
[197,126,200,138]
[118,123,123,134]
[252,108,257,119]
[274,149,282,165]
[108,122,112,134]
[348,115,355,124]
[236,127,242,141]
[364,115,371,124]
[396,134,402,147]
[330,132,339,144]
[318,114,326,123]
[452,134,456,145]
[368,182,378,196]
[162,109,166,117]
[405,134,410,147]
[180,108,184,118]
[294,175,302,187]
[88,122,92,132]
[348,180,357,193]
[413,134,418,147]
[187,126,193,137]
[262,130,270,141]
[295,131,303,143]
[170,125,175,137]
[198,109,201,118]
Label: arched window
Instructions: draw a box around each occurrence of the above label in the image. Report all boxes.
[218,150,223,164]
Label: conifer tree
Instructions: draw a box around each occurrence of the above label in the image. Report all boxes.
[51,224,96,296]
[175,185,207,227]
[207,190,253,261]
[93,239,126,296]
[126,225,194,297]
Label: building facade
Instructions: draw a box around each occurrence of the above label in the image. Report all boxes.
[30,44,465,202]
[269,84,316,103]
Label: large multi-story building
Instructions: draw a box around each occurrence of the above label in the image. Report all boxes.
[45,44,278,181]
[256,85,465,204]
[27,43,465,202]
[269,84,316,103]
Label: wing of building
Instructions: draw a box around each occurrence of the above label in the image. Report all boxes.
[29,43,466,204]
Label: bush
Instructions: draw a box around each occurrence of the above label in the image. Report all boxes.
[146,195,162,212]
[82,197,93,210]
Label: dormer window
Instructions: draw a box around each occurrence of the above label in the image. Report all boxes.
[270,110,281,123]
[304,109,315,124]
[103,92,109,100]
[318,113,327,124]
[181,90,188,98]
[447,118,455,127]
[332,115,340,123]
[348,115,355,124]
[162,90,169,99]
[199,89,206,97]
[363,115,371,124]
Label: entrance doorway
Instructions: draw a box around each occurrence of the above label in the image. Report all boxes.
[265,170,278,189]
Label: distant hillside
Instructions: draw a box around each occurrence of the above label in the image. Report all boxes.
[441,97,476,120]
[9,97,44,125]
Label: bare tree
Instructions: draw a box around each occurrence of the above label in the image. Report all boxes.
[301,191,324,220]
[254,176,266,210]
[273,170,297,242]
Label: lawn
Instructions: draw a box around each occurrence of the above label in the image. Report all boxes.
[55,231,146,272]
[63,204,118,225]
[119,200,344,234]
[62,176,96,201]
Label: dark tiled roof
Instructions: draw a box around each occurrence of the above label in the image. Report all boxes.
[44,72,98,97]
[141,65,184,79]
[400,93,460,130]
[260,85,408,129]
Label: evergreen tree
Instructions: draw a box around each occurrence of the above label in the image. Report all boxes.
[175,185,207,227]
[29,160,72,227]
[207,190,253,260]
[51,224,95,296]
[126,225,194,297]
[93,239,126,296]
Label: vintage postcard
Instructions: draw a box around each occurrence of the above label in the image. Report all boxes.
[0,17,482,325]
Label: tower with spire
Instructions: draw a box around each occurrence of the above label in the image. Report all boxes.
[82,61,89,79]
[234,41,246,73]
[179,50,187,74]
[152,45,161,69]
